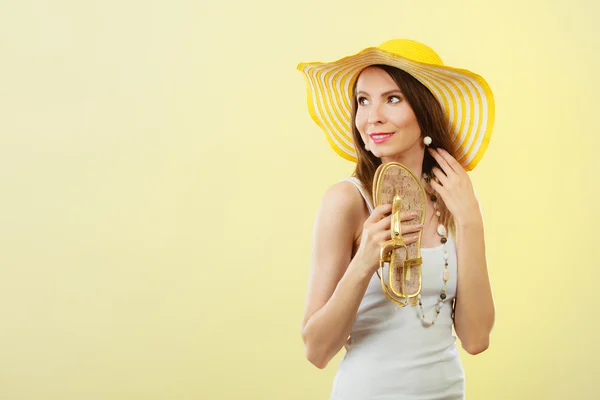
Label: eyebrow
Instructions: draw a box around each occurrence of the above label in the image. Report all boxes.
[355,89,403,97]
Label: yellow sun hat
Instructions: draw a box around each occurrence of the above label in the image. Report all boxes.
[297,39,495,171]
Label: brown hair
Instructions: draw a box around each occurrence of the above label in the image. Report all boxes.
[351,64,456,234]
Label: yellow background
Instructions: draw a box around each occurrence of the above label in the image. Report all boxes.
[1,0,598,399]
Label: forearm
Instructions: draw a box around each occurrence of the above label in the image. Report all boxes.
[302,258,372,368]
[454,216,495,354]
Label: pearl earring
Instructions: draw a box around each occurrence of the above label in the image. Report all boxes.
[423,136,432,146]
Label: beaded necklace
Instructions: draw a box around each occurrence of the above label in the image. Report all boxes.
[417,172,450,326]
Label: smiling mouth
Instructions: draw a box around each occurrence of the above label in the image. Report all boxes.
[369,133,394,143]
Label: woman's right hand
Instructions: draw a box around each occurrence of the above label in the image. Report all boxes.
[355,204,423,275]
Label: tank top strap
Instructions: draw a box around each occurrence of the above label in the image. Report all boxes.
[339,177,374,214]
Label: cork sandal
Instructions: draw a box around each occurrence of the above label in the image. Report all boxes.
[372,162,427,308]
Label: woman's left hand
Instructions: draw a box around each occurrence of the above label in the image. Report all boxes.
[427,147,482,226]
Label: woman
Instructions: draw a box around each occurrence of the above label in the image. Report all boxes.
[297,39,496,399]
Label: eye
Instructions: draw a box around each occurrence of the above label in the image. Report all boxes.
[357,96,370,106]
[389,95,401,104]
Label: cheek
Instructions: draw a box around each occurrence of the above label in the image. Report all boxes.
[354,113,369,144]
[392,107,419,131]
[355,109,367,133]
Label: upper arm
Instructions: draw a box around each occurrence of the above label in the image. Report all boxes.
[300,181,365,331]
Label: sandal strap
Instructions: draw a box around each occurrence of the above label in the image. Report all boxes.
[404,257,422,267]
[390,191,404,242]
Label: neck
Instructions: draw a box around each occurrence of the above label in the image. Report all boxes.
[380,147,426,179]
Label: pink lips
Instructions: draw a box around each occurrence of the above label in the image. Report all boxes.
[369,132,394,144]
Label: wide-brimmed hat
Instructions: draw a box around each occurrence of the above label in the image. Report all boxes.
[297,39,495,171]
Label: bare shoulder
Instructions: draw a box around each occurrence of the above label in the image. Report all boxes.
[301,180,368,329]
[314,180,370,242]
[318,180,367,218]
[311,179,370,271]
[322,181,364,211]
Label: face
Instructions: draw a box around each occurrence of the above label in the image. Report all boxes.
[354,66,423,162]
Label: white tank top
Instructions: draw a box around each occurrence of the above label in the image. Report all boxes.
[331,177,465,400]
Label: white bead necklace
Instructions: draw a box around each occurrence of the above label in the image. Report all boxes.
[418,173,450,326]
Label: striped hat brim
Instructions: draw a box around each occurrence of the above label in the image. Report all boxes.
[297,46,495,171]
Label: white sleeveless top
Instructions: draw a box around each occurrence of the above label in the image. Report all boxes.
[330,177,465,400]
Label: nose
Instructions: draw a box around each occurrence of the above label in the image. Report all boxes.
[367,102,385,125]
